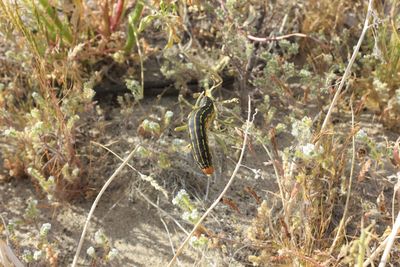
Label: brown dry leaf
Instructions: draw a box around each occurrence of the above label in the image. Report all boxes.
[194,225,212,238]
[357,159,372,182]
[377,191,387,214]
[3,158,25,179]
[269,127,279,156]
[290,182,300,199]
[221,197,241,214]
[393,138,400,167]
[244,186,261,204]
[45,244,58,267]
[279,217,291,239]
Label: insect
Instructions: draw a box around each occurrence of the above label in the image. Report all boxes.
[188,95,216,175]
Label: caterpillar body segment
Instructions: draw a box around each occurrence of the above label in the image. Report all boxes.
[188,96,216,175]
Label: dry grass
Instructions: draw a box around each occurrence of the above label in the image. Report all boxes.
[1,0,400,266]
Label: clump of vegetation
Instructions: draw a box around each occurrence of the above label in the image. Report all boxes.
[85,229,119,264]
[0,0,182,200]
[0,0,97,199]
[1,0,400,266]
[2,198,58,266]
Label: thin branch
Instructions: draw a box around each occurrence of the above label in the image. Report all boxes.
[91,141,168,198]
[363,236,389,267]
[167,96,254,267]
[363,180,400,267]
[318,0,374,140]
[283,249,323,267]
[0,213,9,245]
[160,217,182,266]
[135,29,144,100]
[71,146,138,267]
[137,190,188,235]
[247,33,307,42]
[329,98,356,253]
[378,210,400,266]
[392,140,400,225]
[260,142,285,202]
[92,141,186,234]
[0,240,24,267]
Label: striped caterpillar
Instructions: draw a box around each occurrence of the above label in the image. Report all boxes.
[188,96,216,175]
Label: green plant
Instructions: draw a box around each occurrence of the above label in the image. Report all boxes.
[86,229,119,264]
[172,189,209,249]
[356,2,400,129]
[0,0,185,201]
[0,0,97,200]
[1,199,59,266]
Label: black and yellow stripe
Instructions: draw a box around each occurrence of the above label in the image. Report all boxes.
[188,96,215,175]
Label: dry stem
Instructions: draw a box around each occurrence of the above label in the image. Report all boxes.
[71,146,138,267]
[318,0,374,139]
[247,33,307,42]
[363,236,388,267]
[329,99,356,252]
[91,141,187,234]
[167,96,253,267]
[378,210,400,266]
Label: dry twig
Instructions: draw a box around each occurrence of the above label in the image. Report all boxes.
[318,0,374,139]
[329,98,356,252]
[247,33,307,42]
[167,96,254,267]
[378,211,400,266]
[71,146,138,267]
[363,236,388,267]
[91,142,187,234]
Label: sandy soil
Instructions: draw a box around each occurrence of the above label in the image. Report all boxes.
[0,96,270,266]
[1,96,399,266]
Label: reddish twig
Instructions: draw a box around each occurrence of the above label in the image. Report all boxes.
[110,0,125,32]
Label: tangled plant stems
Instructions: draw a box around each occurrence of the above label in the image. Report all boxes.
[167,97,254,267]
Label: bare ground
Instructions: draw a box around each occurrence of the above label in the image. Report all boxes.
[1,95,399,266]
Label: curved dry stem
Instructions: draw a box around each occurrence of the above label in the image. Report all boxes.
[91,141,168,198]
[167,96,253,267]
[378,210,400,266]
[317,0,374,141]
[259,142,285,203]
[71,145,138,267]
[247,32,307,42]
[363,236,388,267]
[0,213,9,245]
[91,141,188,235]
[329,98,356,253]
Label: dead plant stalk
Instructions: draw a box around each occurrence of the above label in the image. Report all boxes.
[91,141,187,234]
[167,97,254,267]
[317,0,374,140]
[71,146,139,267]
[378,210,400,266]
[329,99,356,253]
[247,33,307,42]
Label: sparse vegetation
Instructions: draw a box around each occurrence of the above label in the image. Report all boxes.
[1,0,400,266]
